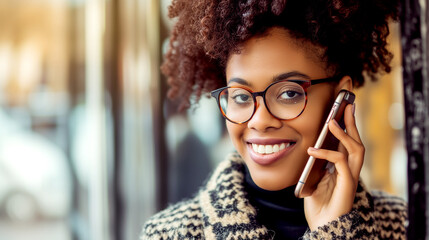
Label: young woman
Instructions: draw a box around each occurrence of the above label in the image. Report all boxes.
[142,0,407,239]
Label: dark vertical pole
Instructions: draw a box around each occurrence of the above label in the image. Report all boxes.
[150,0,168,211]
[155,13,169,212]
[107,0,123,239]
[400,0,429,239]
[102,0,122,239]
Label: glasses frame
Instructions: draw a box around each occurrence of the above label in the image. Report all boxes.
[211,76,340,124]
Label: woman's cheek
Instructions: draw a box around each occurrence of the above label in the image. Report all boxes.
[226,121,246,153]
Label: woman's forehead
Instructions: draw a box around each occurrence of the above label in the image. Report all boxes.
[229,28,327,65]
[225,28,329,82]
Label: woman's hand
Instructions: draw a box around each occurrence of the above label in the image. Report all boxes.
[304,104,365,231]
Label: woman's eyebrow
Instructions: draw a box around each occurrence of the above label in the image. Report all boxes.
[227,77,250,86]
[227,71,310,86]
[273,71,311,82]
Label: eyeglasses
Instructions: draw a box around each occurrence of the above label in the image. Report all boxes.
[211,77,339,124]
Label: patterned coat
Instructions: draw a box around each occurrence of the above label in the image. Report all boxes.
[141,153,407,239]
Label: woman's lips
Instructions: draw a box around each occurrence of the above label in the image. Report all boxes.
[246,140,296,165]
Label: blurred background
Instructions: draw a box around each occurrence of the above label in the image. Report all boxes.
[0,0,406,240]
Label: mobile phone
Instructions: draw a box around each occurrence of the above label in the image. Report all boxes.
[294,89,355,198]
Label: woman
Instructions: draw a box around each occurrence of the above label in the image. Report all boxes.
[142,0,407,239]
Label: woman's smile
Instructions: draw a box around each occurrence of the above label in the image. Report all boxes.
[247,139,297,165]
[251,142,294,154]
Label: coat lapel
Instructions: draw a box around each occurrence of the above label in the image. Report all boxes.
[199,153,270,239]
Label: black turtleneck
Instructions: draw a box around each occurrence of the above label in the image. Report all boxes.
[244,166,308,240]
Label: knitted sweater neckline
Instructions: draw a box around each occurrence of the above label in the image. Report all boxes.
[243,165,308,239]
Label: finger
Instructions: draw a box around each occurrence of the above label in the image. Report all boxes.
[343,104,365,181]
[328,119,360,153]
[307,147,356,202]
[337,142,347,156]
[307,147,353,179]
[344,103,363,144]
[336,142,362,182]
[328,118,364,183]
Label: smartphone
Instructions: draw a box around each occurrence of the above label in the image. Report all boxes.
[294,89,355,198]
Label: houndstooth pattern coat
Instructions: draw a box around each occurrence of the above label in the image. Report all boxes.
[141,153,407,240]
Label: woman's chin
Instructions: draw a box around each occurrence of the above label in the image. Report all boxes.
[252,176,296,191]
[246,159,302,191]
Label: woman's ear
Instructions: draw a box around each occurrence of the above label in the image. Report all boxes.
[335,76,353,93]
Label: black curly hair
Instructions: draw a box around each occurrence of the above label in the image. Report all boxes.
[161,0,399,110]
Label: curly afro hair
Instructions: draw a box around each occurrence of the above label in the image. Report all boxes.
[161,0,399,110]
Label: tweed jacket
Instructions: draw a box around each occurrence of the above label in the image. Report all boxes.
[141,153,407,240]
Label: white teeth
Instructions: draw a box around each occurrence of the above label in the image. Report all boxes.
[273,144,279,152]
[251,142,293,155]
[258,145,265,154]
[265,145,273,154]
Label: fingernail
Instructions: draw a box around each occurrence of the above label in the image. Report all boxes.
[352,103,356,116]
[332,119,340,128]
[308,147,318,152]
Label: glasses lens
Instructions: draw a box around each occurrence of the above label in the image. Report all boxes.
[219,88,254,123]
[265,81,306,119]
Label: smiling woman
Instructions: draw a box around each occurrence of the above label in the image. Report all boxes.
[223,28,345,192]
[142,0,407,239]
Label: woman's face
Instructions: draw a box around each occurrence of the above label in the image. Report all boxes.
[225,27,339,191]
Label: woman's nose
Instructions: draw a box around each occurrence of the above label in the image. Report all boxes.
[247,97,283,131]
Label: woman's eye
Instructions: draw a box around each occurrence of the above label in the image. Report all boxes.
[232,94,251,104]
[280,91,300,99]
